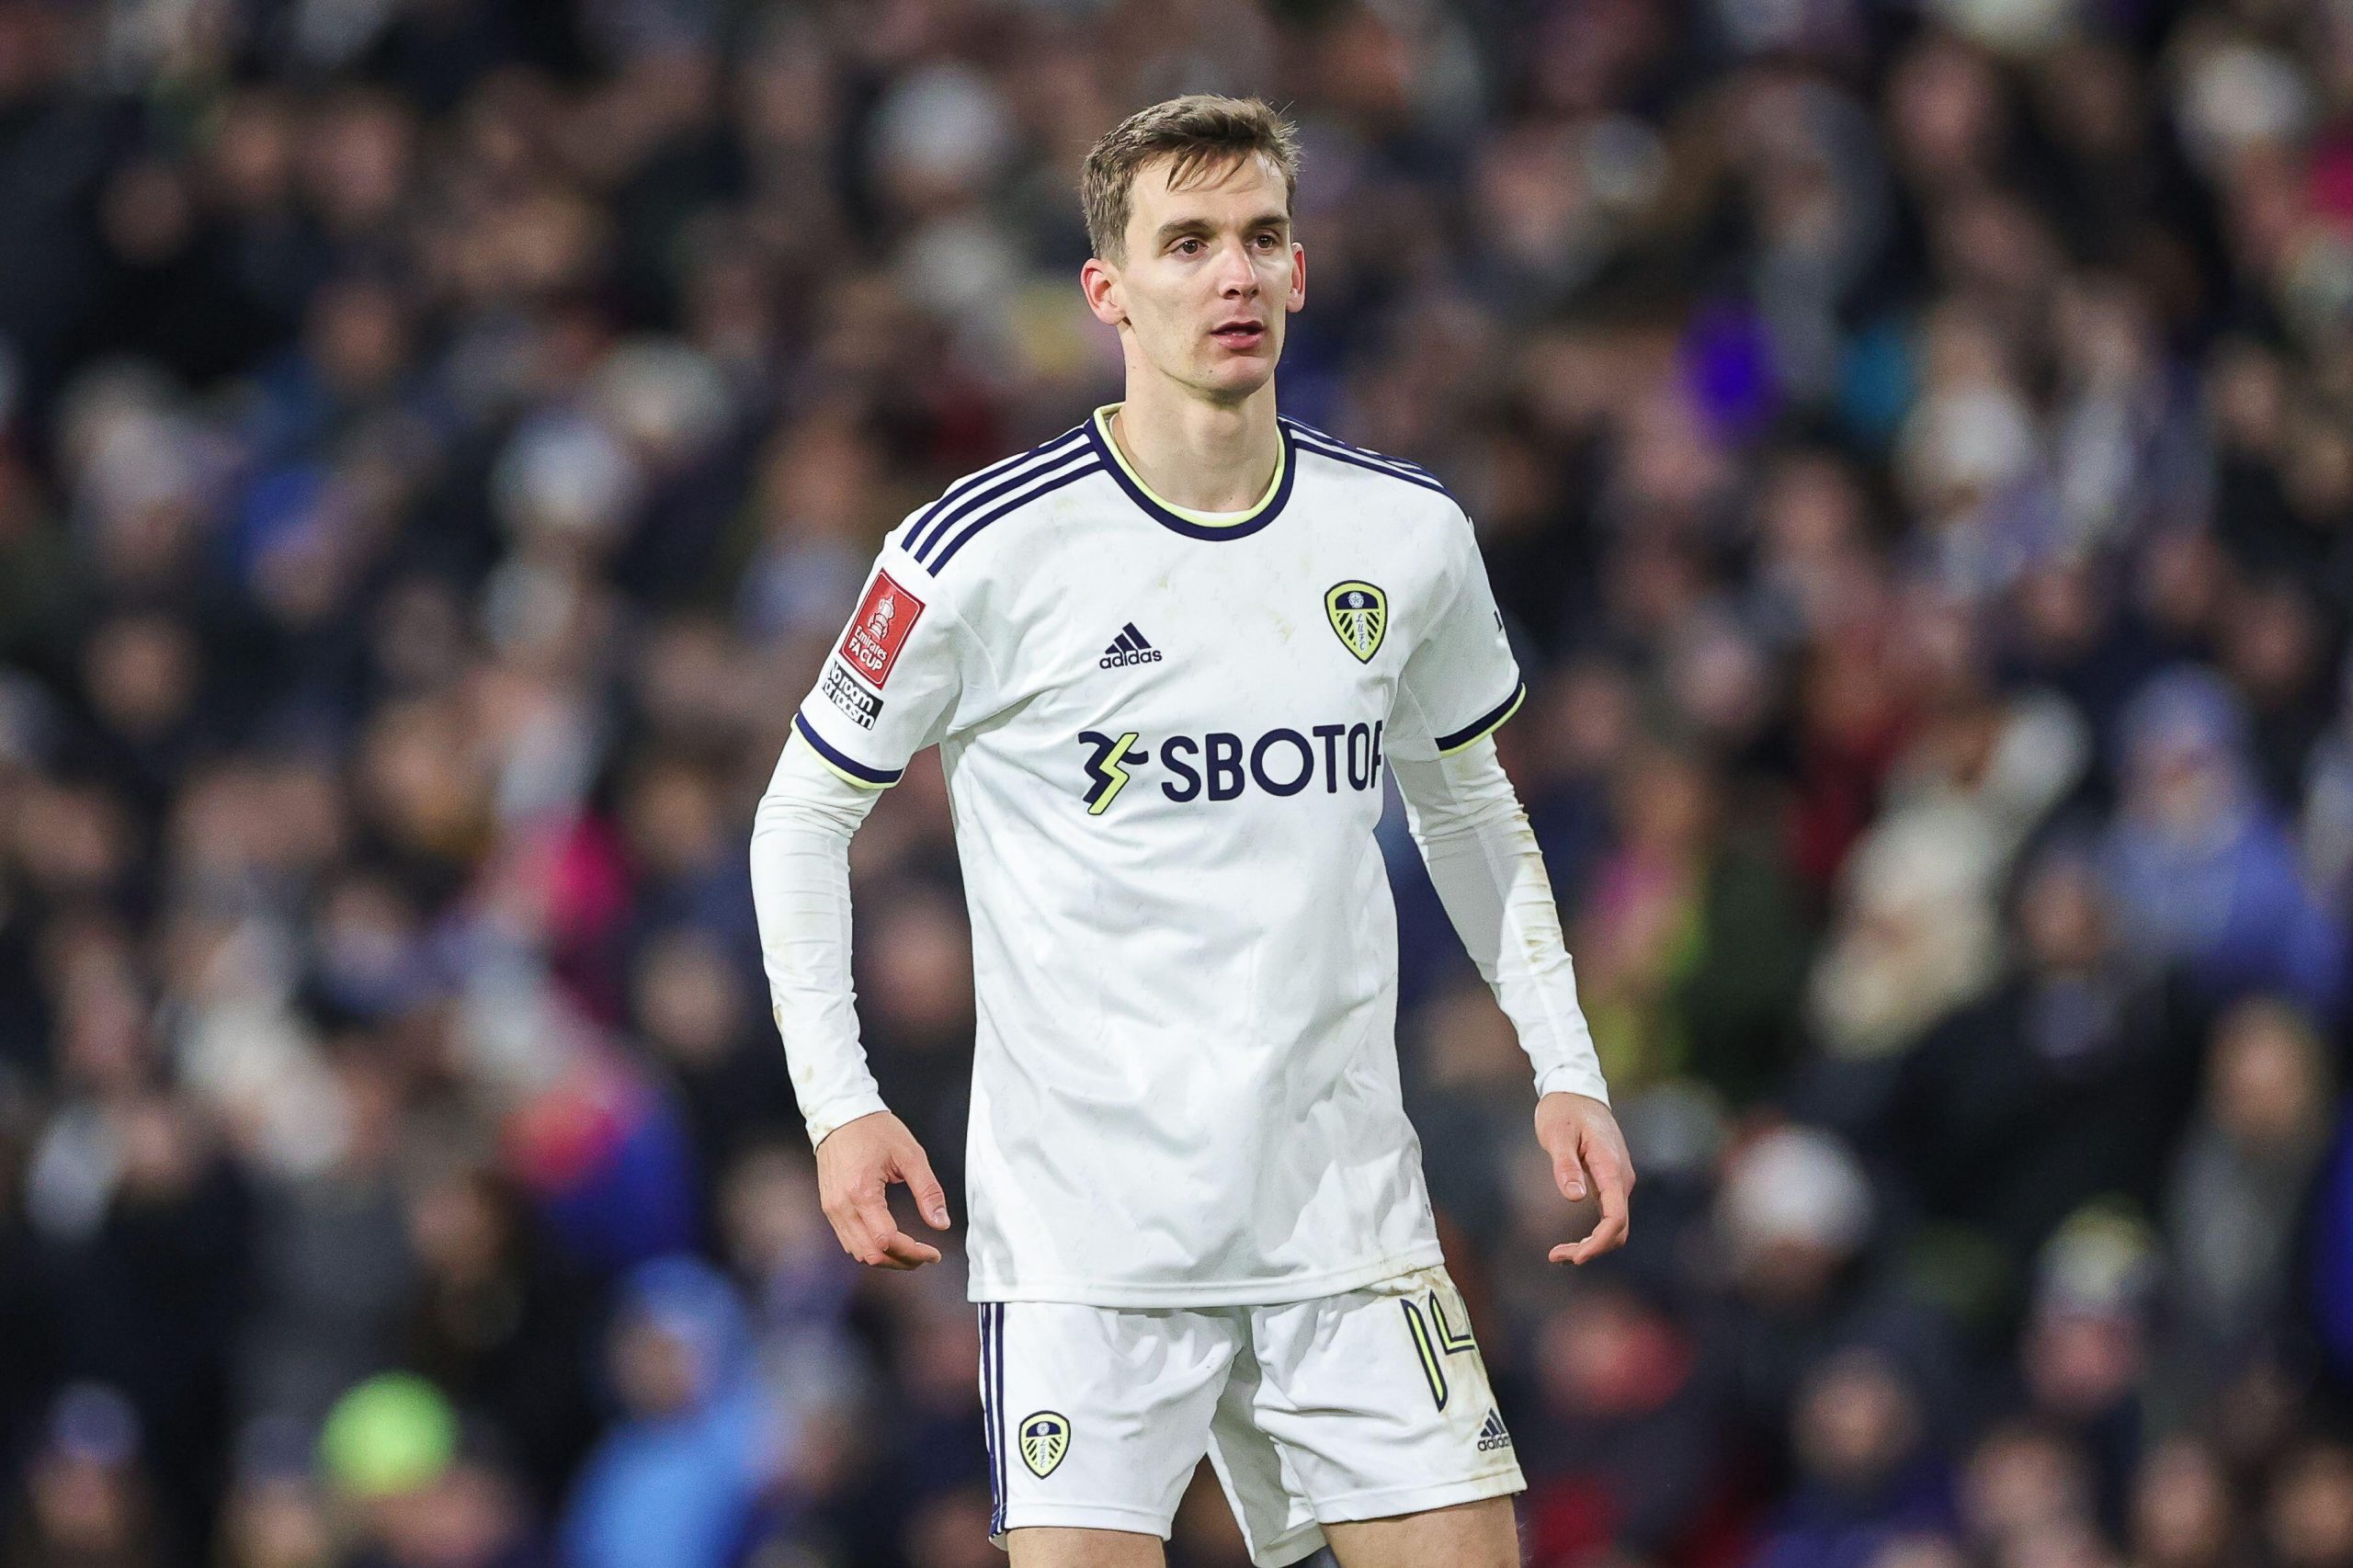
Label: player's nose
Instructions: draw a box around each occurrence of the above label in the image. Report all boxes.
[1214,238,1260,294]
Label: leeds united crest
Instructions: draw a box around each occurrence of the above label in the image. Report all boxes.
[1018,1411,1069,1478]
[1325,581,1387,663]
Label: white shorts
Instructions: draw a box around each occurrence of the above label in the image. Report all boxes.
[975,1265,1525,1567]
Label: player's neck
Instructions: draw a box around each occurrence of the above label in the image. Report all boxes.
[1107,380,1280,515]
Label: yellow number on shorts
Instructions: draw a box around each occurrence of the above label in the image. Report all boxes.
[1400,1291,1478,1409]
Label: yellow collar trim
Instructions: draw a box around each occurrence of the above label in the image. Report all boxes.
[1092,404,1286,528]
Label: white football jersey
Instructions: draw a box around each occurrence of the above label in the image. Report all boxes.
[793,404,1527,1307]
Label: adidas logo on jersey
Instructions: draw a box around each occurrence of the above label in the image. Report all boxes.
[1476,1411,1513,1452]
[1099,623,1164,668]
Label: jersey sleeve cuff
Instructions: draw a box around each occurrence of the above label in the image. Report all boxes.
[1536,1062,1610,1107]
[806,1092,893,1148]
[793,711,904,789]
[1433,680,1527,756]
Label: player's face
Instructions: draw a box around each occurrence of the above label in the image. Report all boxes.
[1086,153,1305,404]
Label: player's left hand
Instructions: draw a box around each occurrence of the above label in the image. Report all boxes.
[1535,1092,1634,1265]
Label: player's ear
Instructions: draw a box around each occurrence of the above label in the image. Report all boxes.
[1081,256,1127,327]
[1288,240,1305,313]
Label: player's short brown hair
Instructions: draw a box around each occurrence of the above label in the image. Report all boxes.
[1081,96,1302,264]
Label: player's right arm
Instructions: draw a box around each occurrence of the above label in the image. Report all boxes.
[748,523,988,1269]
[749,738,948,1267]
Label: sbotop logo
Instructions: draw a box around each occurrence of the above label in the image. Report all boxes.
[1075,721,1385,814]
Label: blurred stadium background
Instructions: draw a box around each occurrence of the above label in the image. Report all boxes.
[0,0,2350,1565]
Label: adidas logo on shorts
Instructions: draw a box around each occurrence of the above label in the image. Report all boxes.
[1100,623,1164,668]
[1476,1410,1513,1452]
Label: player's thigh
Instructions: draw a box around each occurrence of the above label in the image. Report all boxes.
[1322,1495,1520,1568]
[982,1300,1237,1547]
[1006,1526,1167,1567]
[1223,1266,1524,1531]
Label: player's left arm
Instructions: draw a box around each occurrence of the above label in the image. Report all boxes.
[1391,738,1634,1265]
[1388,500,1631,1264]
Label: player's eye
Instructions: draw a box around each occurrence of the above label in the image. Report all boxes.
[1175,237,1203,256]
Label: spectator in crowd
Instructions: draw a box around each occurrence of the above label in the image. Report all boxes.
[560,1256,777,1568]
[316,1373,542,1568]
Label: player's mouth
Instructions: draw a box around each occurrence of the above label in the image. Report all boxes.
[1211,319,1267,351]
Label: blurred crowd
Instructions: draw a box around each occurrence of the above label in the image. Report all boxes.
[1,0,2352,1566]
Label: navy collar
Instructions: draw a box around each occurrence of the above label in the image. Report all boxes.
[1086,404,1298,542]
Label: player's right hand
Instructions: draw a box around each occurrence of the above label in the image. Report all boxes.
[815,1110,952,1269]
